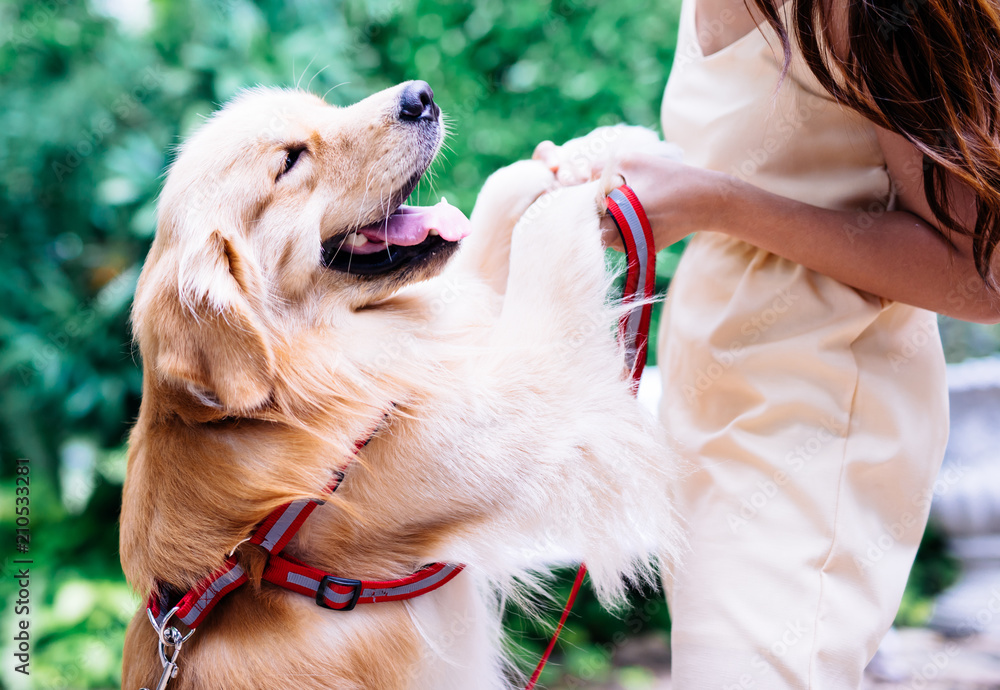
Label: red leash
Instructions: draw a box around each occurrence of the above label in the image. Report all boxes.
[523,184,656,688]
[524,565,589,690]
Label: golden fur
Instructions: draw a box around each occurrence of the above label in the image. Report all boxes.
[120,83,680,689]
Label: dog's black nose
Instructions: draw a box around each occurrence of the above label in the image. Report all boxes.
[398,81,439,122]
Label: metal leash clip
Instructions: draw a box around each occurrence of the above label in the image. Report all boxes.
[141,605,195,690]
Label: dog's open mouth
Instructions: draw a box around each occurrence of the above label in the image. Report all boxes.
[322,196,471,276]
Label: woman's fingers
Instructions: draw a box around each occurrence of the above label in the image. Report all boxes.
[556,157,592,186]
[532,140,560,171]
[600,212,626,252]
[535,132,636,186]
[533,140,599,184]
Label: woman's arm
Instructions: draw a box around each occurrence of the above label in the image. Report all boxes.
[609,136,1000,324]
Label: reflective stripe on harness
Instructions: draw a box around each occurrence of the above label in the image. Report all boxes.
[264,556,465,611]
[145,431,462,637]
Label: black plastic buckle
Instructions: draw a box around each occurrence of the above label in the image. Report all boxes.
[315,575,363,611]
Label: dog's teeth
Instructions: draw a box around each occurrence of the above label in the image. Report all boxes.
[429,227,440,236]
[347,233,369,248]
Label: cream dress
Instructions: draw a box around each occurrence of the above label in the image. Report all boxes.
[657,0,950,687]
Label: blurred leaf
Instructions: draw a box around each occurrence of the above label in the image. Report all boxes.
[0,0,990,686]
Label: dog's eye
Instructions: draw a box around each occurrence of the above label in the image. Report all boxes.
[280,146,306,178]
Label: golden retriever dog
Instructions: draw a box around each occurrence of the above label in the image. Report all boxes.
[120,81,680,689]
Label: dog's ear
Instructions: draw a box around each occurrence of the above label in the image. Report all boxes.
[136,229,274,415]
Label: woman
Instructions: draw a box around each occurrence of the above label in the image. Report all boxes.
[535,0,1000,686]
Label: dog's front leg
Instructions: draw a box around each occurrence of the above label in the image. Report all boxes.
[452,160,555,295]
[498,179,614,344]
[421,180,680,604]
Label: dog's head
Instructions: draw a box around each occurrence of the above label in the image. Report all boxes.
[132,82,468,418]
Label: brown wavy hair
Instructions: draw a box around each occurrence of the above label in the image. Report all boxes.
[751,0,1000,287]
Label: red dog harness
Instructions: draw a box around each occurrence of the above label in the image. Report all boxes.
[141,185,655,690]
[143,437,464,690]
[147,458,463,631]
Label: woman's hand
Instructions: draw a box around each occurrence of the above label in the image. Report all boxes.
[541,127,1000,322]
[533,139,600,186]
[533,125,678,186]
[533,129,714,252]
[600,152,741,252]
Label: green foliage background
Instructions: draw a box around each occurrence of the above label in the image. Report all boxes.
[0,0,997,688]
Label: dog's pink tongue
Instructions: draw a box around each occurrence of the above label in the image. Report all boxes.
[359,199,471,247]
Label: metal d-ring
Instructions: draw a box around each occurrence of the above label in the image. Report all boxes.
[141,605,195,690]
[147,605,195,648]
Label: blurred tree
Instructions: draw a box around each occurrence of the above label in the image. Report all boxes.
[0,0,993,687]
